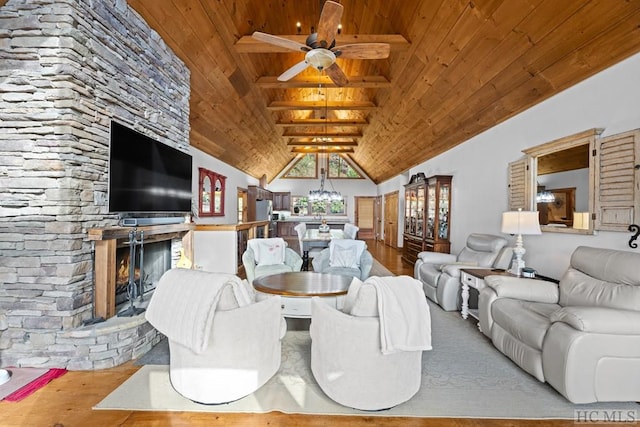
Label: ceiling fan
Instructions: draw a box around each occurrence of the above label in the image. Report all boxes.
[252,1,390,86]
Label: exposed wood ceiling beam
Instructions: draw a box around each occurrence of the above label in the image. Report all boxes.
[267,101,376,111]
[276,119,368,127]
[291,147,355,153]
[256,76,390,88]
[283,131,362,138]
[235,34,410,53]
[288,140,358,146]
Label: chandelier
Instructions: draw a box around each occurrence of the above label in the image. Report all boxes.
[536,190,555,203]
[309,167,342,201]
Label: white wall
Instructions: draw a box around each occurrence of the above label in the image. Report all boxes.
[380,52,640,279]
[191,147,259,224]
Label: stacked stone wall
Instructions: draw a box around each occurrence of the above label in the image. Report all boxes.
[0,0,190,369]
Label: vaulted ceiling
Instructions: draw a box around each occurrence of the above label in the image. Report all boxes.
[127,0,640,184]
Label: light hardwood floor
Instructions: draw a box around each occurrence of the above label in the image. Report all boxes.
[0,240,589,426]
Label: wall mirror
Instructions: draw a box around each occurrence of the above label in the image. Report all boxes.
[198,167,226,217]
[522,128,602,234]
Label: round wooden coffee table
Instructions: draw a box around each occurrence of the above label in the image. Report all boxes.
[253,272,353,318]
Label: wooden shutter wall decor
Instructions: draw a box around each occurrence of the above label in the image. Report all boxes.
[594,129,640,231]
[507,158,530,211]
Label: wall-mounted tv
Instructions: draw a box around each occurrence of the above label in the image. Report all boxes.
[108,121,193,214]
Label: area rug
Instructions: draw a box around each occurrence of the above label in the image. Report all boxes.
[0,368,67,402]
[95,300,638,419]
[368,258,394,277]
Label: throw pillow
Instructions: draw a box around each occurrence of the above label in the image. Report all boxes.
[254,239,286,266]
[350,283,379,317]
[330,245,358,268]
[341,277,364,313]
[329,239,366,267]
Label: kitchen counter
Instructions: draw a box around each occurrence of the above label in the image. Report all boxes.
[277,217,349,224]
[276,218,349,238]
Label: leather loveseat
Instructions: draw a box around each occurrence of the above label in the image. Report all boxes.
[414,233,512,311]
[478,246,640,404]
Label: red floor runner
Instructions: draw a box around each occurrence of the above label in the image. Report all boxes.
[3,368,67,402]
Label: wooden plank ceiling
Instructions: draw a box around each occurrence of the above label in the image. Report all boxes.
[127,0,640,184]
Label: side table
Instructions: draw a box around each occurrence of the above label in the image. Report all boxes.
[460,268,558,323]
[460,269,511,321]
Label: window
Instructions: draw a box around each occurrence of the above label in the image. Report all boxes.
[198,167,226,217]
[327,153,362,178]
[292,195,345,216]
[282,154,317,178]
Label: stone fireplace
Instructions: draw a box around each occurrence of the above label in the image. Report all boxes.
[0,0,191,370]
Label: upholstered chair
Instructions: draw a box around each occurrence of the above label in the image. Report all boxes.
[293,222,323,260]
[343,223,359,239]
[311,239,373,280]
[242,238,303,283]
[478,246,640,404]
[146,268,285,404]
[310,275,431,410]
[414,233,511,311]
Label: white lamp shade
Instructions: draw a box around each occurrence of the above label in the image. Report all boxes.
[501,210,541,235]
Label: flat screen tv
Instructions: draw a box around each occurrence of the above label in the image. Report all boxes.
[108,121,193,214]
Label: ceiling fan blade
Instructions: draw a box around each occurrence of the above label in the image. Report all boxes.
[278,60,311,81]
[334,43,391,59]
[316,1,343,48]
[252,32,309,52]
[324,63,349,87]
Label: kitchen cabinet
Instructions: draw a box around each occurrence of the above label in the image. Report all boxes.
[277,221,298,237]
[273,192,291,211]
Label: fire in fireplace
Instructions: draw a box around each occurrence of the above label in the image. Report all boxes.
[114,240,171,306]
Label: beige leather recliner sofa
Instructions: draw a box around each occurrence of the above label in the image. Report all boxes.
[479,246,640,404]
[414,233,512,311]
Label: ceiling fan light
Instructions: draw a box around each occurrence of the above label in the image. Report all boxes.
[305,49,336,70]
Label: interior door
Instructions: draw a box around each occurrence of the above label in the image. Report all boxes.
[384,191,399,248]
[237,188,248,223]
[374,195,382,241]
[354,196,376,239]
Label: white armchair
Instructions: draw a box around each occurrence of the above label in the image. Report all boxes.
[310,276,431,410]
[242,238,302,283]
[311,239,373,280]
[146,268,285,404]
[414,233,511,311]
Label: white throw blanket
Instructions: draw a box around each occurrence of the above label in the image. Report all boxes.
[366,276,432,354]
[146,269,252,354]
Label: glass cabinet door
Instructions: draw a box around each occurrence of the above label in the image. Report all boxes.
[404,189,412,233]
[427,182,436,239]
[438,182,450,240]
[416,186,425,237]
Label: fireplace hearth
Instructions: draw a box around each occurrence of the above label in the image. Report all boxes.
[88,223,193,320]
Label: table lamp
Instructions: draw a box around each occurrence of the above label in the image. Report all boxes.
[501,208,541,276]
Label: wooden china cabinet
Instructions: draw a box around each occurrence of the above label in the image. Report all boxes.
[402,174,452,265]
[424,175,452,254]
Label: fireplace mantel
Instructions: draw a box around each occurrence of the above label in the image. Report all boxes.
[88,223,194,319]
